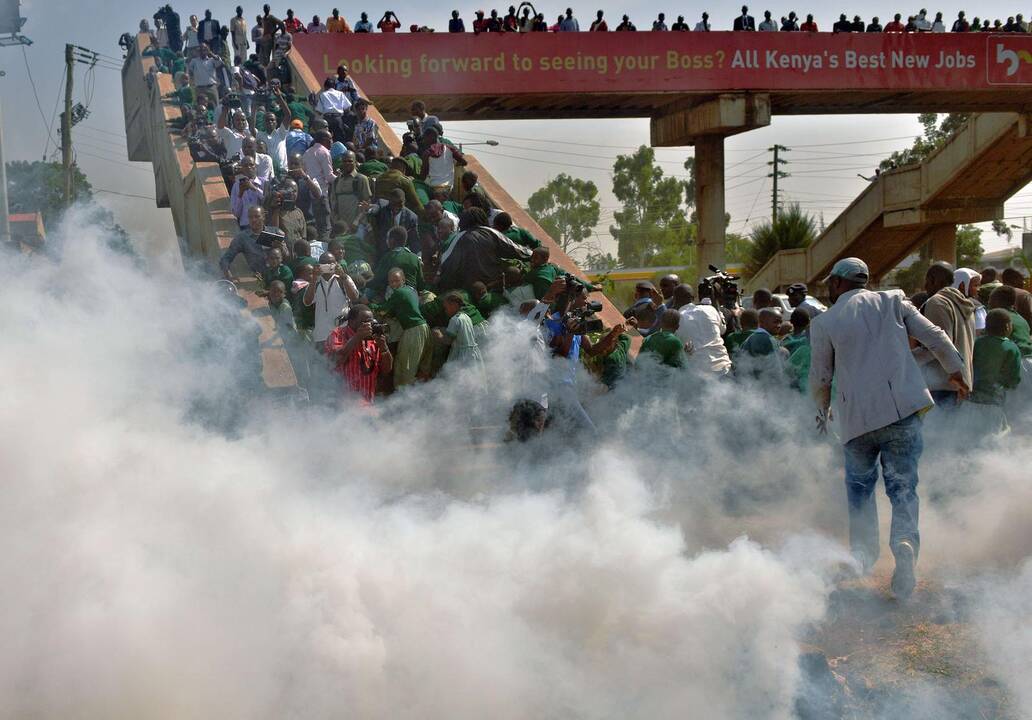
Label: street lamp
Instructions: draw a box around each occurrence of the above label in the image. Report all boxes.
[458,140,499,152]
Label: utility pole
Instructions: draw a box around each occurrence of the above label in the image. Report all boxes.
[767,144,789,223]
[0,99,9,245]
[62,43,73,206]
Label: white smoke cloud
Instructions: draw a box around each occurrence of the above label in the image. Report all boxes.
[2,210,1031,718]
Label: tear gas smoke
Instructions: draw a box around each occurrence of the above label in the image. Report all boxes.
[1,212,1031,718]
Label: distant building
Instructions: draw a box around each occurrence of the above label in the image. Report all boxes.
[8,212,46,253]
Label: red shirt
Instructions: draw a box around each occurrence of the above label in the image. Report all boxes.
[326,325,383,403]
[884,20,905,31]
[378,18,400,32]
[284,17,306,33]
[590,19,608,30]
[472,17,489,33]
[800,20,818,31]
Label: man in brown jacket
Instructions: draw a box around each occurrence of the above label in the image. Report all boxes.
[914,261,976,408]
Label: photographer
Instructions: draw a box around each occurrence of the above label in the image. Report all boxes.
[229,157,266,229]
[264,177,307,250]
[377,11,402,32]
[304,252,361,353]
[539,276,601,431]
[671,283,731,376]
[325,305,393,405]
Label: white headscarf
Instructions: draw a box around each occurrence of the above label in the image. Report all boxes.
[952,267,980,296]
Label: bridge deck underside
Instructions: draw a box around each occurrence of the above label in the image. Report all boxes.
[928,125,1032,209]
[371,90,1032,124]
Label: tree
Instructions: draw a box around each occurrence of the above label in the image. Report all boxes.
[744,204,817,276]
[5,160,133,255]
[956,224,984,269]
[527,173,601,255]
[892,224,985,294]
[583,249,620,272]
[724,232,753,267]
[879,113,969,171]
[609,145,690,267]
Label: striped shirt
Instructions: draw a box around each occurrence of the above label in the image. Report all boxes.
[326,325,382,403]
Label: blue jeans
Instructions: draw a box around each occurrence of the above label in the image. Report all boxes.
[842,413,923,566]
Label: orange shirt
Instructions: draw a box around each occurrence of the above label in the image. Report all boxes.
[327,17,352,32]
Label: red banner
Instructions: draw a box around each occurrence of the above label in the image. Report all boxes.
[292,32,1032,96]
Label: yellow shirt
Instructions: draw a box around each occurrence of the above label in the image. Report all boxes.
[327,17,351,32]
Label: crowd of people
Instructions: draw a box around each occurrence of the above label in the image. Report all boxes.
[138,3,1032,601]
[144,3,1032,39]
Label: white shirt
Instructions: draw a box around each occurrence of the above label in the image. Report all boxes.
[693,21,710,30]
[758,19,777,30]
[427,148,458,188]
[316,88,351,115]
[305,275,350,343]
[258,125,288,173]
[253,152,274,182]
[302,143,335,194]
[677,303,731,374]
[188,56,218,86]
[914,14,932,30]
[218,126,248,159]
[931,20,946,31]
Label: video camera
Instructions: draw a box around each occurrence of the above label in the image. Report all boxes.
[222,92,242,109]
[563,301,604,334]
[699,264,741,309]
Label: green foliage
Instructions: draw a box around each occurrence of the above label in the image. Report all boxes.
[5,161,133,256]
[725,232,753,267]
[956,224,984,269]
[879,113,970,171]
[609,145,691,267]
[892,224,985,294]
[583,250,621,272]
[527,173,601,254]
[744,204,817,276]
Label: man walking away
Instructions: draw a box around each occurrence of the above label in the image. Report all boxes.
[914,262,975,408]
[810,258,968,600]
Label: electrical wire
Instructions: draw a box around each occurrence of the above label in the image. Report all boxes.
[74,150,154,173]
[94,187,155,201]
[22,46,61,160]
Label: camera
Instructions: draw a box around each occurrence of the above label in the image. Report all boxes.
[699,264,741,309]
[564,301,604,334]
[561,272,598,294]
[369,320,388,337]
[223,92,242,109]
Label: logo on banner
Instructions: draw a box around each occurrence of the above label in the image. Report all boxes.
[988,36,1032,84]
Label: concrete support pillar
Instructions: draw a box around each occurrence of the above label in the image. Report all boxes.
[927,224,957,266]
[695,135,726,276]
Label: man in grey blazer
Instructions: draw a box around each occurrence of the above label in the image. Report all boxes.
[809,258,969,600]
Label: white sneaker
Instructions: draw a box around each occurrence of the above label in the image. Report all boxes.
[891,541,916,600]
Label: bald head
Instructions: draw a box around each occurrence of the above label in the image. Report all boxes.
[671,283,695,309]
[659,274,680,300]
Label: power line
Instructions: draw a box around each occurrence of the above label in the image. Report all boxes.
[79,124,127,139]
[94,187,155,201]
[74,149,153,172]
[22,46,61,160]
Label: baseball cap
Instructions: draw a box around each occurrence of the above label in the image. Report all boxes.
[822,257,869,284]
[787,282,807,294]
[290,119,303,129]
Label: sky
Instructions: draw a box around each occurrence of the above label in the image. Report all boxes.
[4,0,1031,264]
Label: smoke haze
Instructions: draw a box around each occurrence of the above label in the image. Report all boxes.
[1,213,1031,718]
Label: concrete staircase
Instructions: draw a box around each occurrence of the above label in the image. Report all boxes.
[747,112,1032,292]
